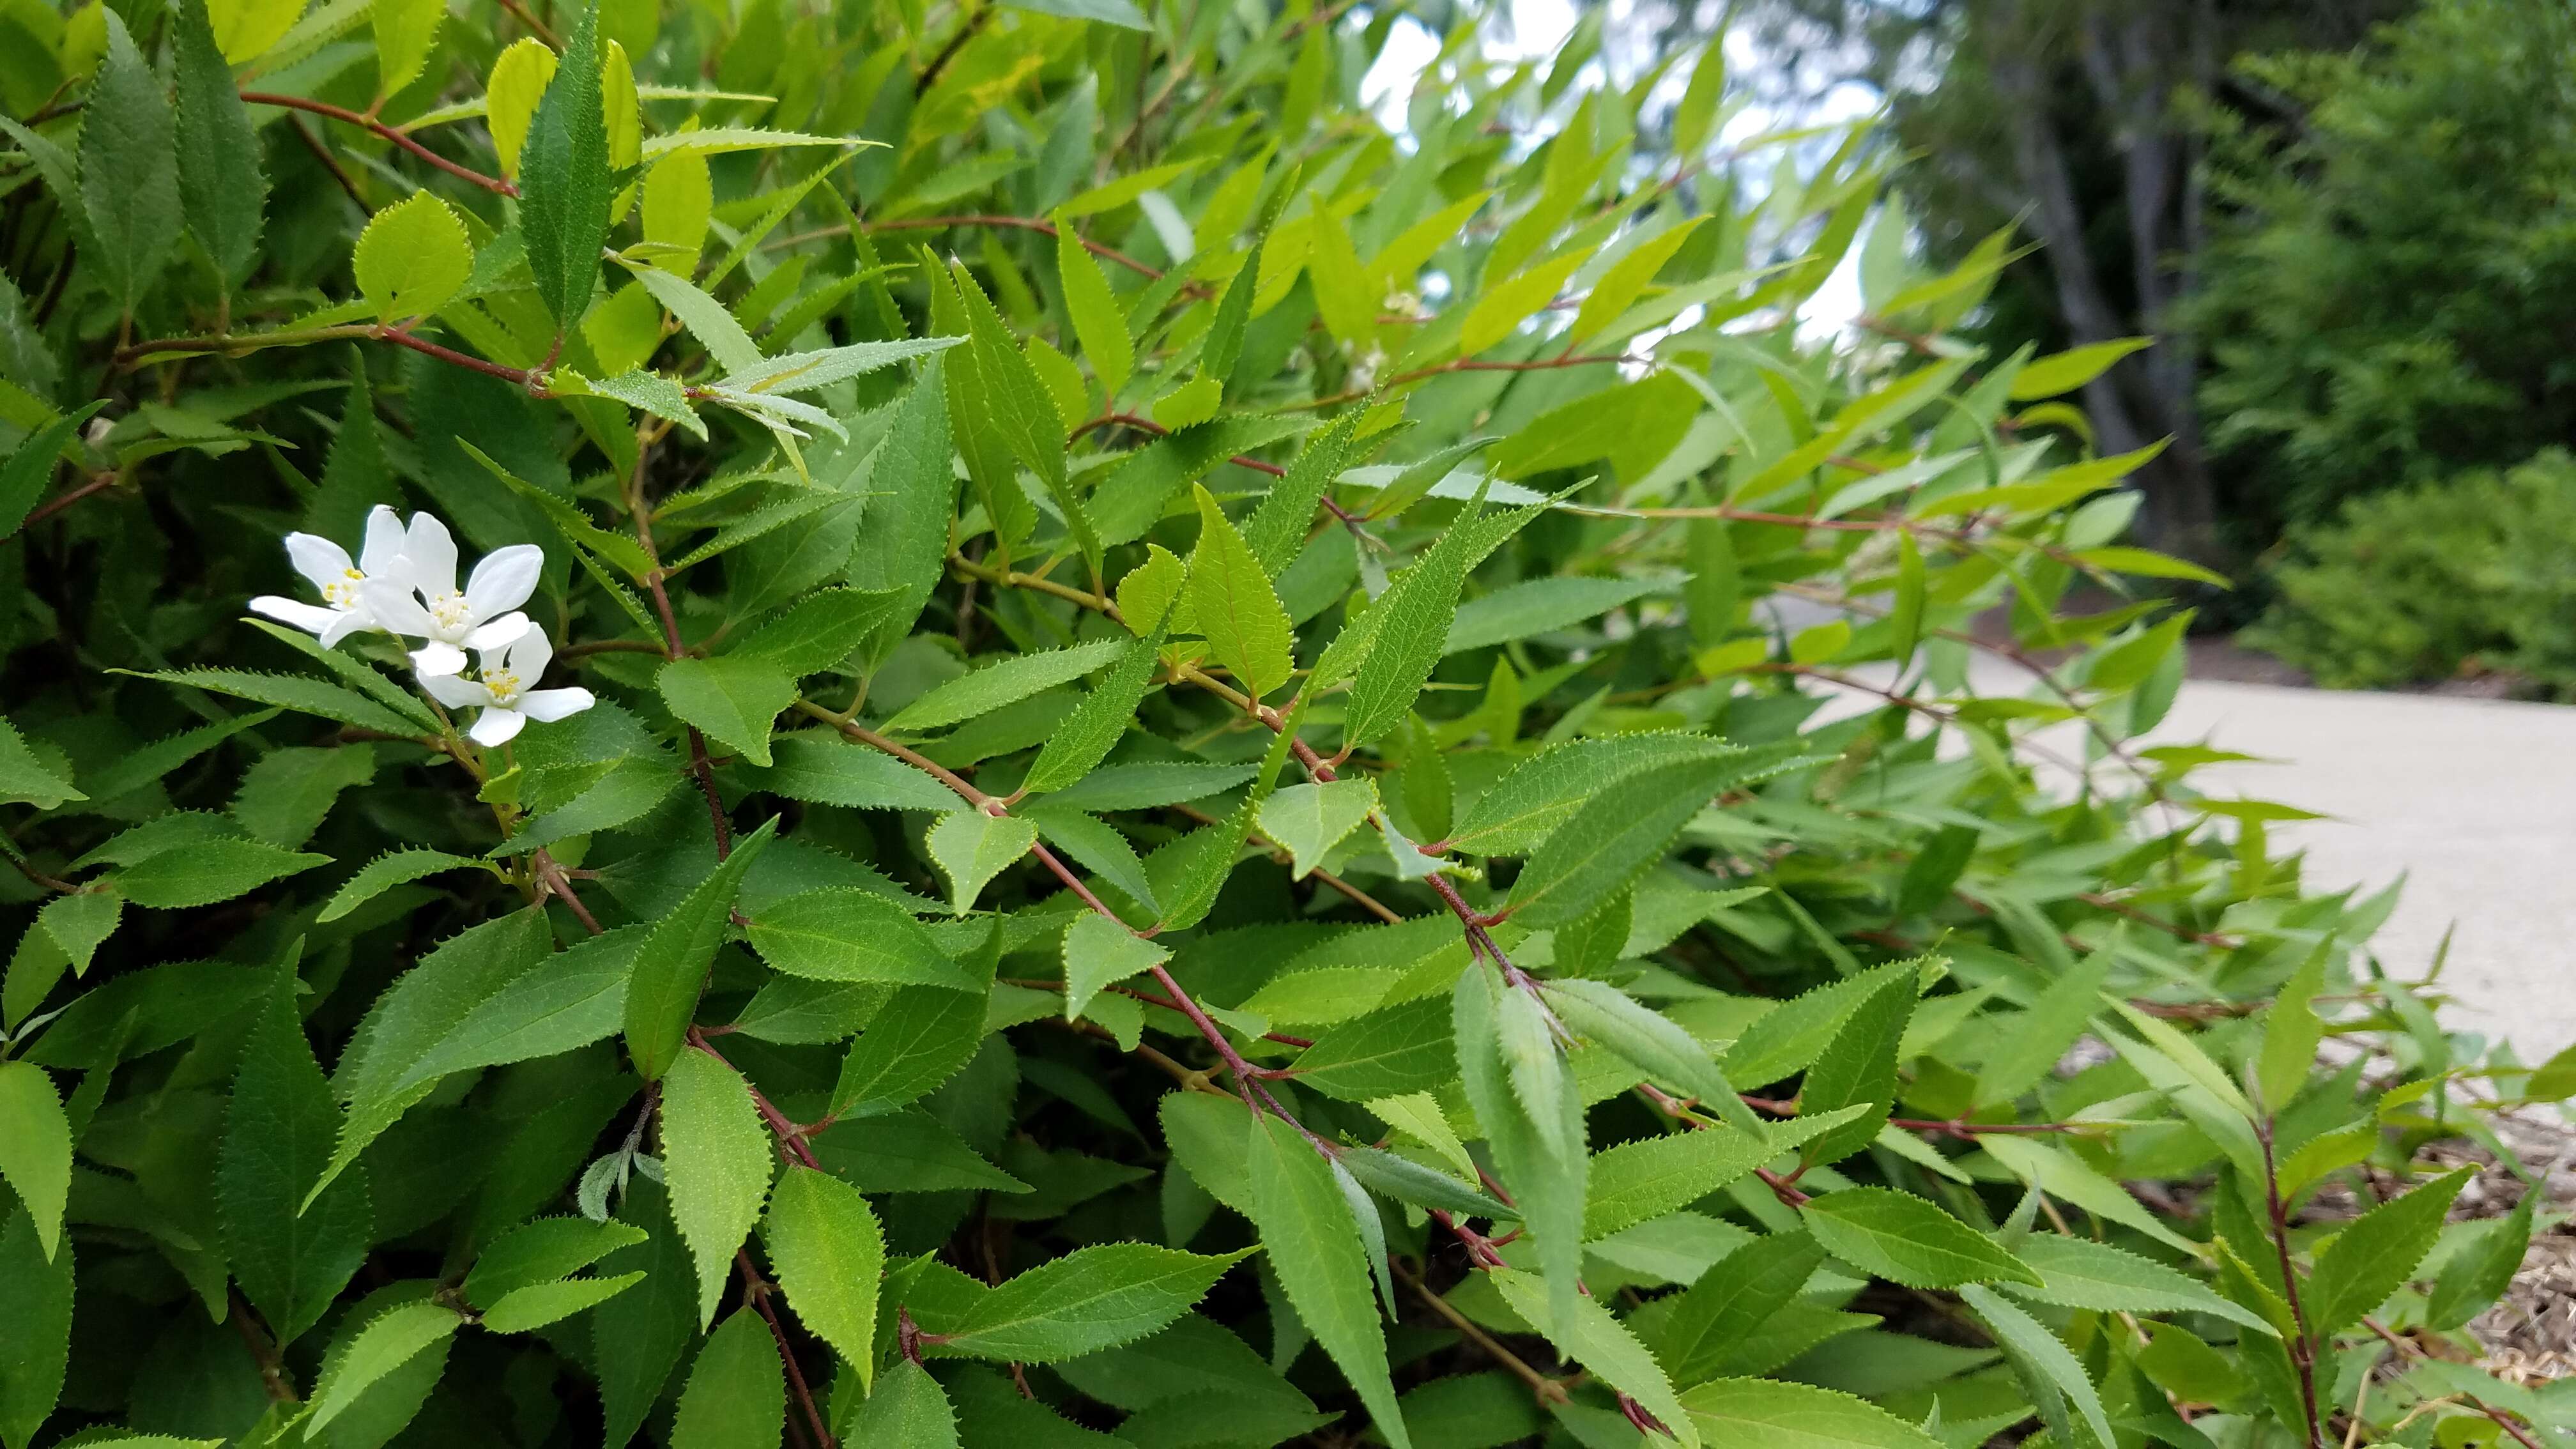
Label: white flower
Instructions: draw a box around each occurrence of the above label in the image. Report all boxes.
[359,512,544,677]
[418,623,594,747]
[249,505,410,646]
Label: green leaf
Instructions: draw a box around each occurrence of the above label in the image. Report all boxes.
[631,264,763,374]
[1570,218,1705,344]
[1293,993,1457,1101]
[220,977,372,1344]
[624,818,778,1081]
[1257,778,1378,879]
[746,887,969,988]
[114,834,327,908]
[231,742,375,847]
[319,849,490,923]
[2427,1193,2534,1331]
[1056,220,1133,397]
[1800,1188,2041,1290]
[1957,1284,2115,1449]
[0,1197,70,1449]
[303,1301,461,1436]
[391,924,644,1092]
[465,1216,648,1306]
[1023,633,1165,794]
[2304,1167,2470,1337]
[760,737,964,812]
[1582,1127,1773,1239]
[830,983,991,1118]
[1972,952,2109,1109]
[34,892,119,979]
[372,0,445,95]
[670,1310,785,1449]
[171,0,266,287]
[1503,755,1736,926]
[657,655,795,767]
[845,1359,956,1447]
[1244,411,1363,576]
[661,1048,778,1328]
[588,370,708,439]
[79,13,183,314]
[1453,965,1584,1337]
[924,810,1037,914]
[1541,978,1765,1136]
[1791,965,1915,1165]
[1061,912,1167,1021]
[1660,1231,1830,1384]
[2258,948,2329,1112]
[1443,574,1676,655]
[1334,1144,1507,1220]
[1890,530,1925,668]
[1186,486,1295,701]
[1491,1266,1697,1447]
[1678,1377,1943,1449]
[2000,1234,2278,1337]
[127,667,429,737]
[0,1064,68,1262]
[1244,1115,1413,1449]
[353,193,473,324]
[886,640,1128,732]
[1341,494,1540,742]
[762,1167,884,1386]
[942,1243,1251,1362]
[480,1273,646,1333]
[736,588,905,677]
[1002,0,1148,28]
[0,405,105,542]
[949,260,1094,570]
[521,0,613,328]
[2007,337,2153,401]
[595,1176,700,1448]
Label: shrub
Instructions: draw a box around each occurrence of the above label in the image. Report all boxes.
[0,1,2555,1448]
[2248,449,2576,693]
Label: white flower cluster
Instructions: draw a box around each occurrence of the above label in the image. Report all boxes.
[252,506,594,747]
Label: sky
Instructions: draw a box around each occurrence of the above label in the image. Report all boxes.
[1356,0,1882,337]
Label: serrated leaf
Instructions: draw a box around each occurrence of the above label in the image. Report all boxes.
[126,667,427,737]
[1257,778,1377,880]
[34,892,119,979]
[671,1309,785,1449]
[466,1216,648,1306]
[1342,495,1540,744]
[847,1359,956,1447]
[1294,993,1456,1101]
[0,1063,69,1262]
[949,260,1094,569]
[319,849,489,922]
[661,1048,778,1328]
[1245,1115,1413,1449]
[1583,1127,1772,1240]
[0,406,105,544]
[1678,1377,1943,1449]
[1243,410,1363,576]
[1660,1231,1830,1384]
[1023,632,1164,794]
[1958,1284,2115,1449]
[763,1167,884,1385]
[231,742,374,848]
[2304,1167,2469,1337]
[353,192,471,323]
[887,640,1127,733]
[172,0,266,286]
[116,836,328,909]
[2000,1234,2278,1337]
[746,887,967,988]
[624,818,779,1081]
[830,982,991,1118]
[1061,911,1167,1021]
[1492,1266,1696,1446]
[1186,486,1294,701]
[521,0,613,327]
[595,1176,698,1446]
[1453,965,1584,1337]
[657,655,794,766]
[588,370,707,438]
[631,264,763,374]
[80,14,182,315]
[1504,755,1734,927]
[219,977,372,1344]
[0,1197,70,1449]
[1057,220,1132,396]
[924,811,1037,914]
[1541,977,1765,1136]
[1792,965,1915,1165]
[480,1272,645,1333]
[303,1301,461,1436]
[759,736,964,812]
[942,1243,1250,1362]
[1800,1188,2039,1290]
[392,923,643,1092]
[1335,1144,1507,1220]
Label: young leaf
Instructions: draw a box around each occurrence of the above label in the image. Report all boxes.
[763,1167,884,1385]
[660,1048,778,1328]
[624,818,779,1081]
[670,1310,785,1449]
[218,978,372,1344]
[0,1063,69,1261]
[1243,1115,1413,1449]
[746,887,968,988]
[1800,1188,2041,1291]
[1061,912,1167,1021]
[80,14,182,315]
[942,1243,1255,1364]
[521,0,613,328]
[1186,486,1294,700]
[353,193,472,323]
[924,810,1038,914]
[1257,778,1378,879]
[172,0,266,287]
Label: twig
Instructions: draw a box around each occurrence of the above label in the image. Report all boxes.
[737,1248,834,1449]
[243,92,517,197]
[1394,1258,1570,1406]
[2258,1114,2327,1449]
[914,6,990,95]
[493,0,561,48]
[288,116,372,214]
[20,472,116,529]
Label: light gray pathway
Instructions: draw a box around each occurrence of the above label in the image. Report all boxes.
[1830,663,2576,1061]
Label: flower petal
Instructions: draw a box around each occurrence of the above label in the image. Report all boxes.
[501,620,555,677]
[358,506,408,578]
[318,610,379,647]
[402,512,459,597]
[282,533,355,592]
[360,578,436,637]
[410,640,470,678]
[517,687,594,723]
[249,595,341,635]
[469,706,528,747]
[420,670,493,709]
[463,544,543,620]
[464,613,533,657]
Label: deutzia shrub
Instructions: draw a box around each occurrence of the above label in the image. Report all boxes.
[0,1,2554,1446]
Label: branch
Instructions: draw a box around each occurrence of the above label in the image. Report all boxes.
[1393,1258,1570,1406]
[2257,1114,2328,1449]
[737,1248,834,1449]
[241,92,518,197]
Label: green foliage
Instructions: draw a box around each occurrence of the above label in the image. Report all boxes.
[0,0,2542,1446]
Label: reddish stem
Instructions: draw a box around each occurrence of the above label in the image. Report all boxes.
[241,91,518,196]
